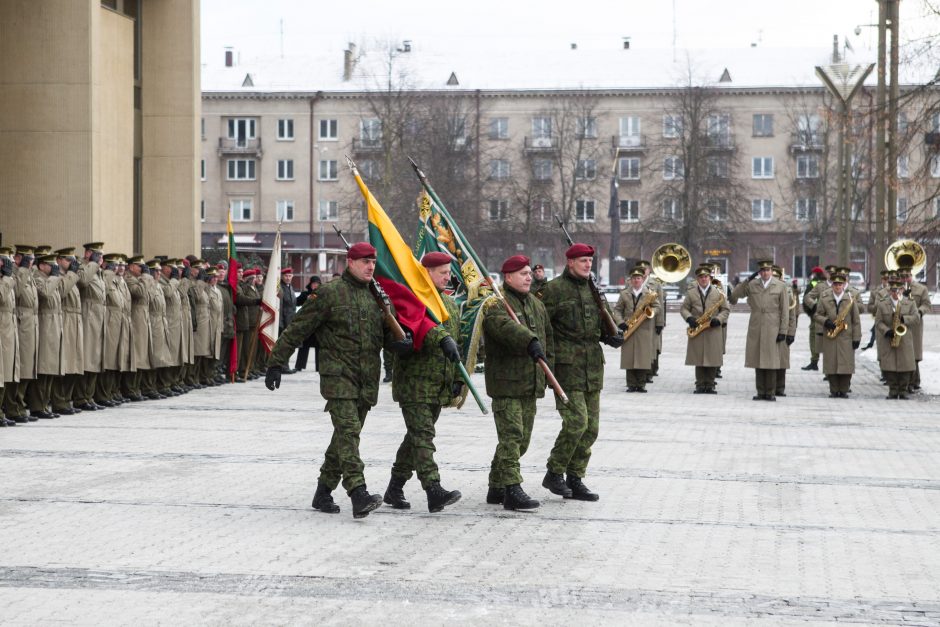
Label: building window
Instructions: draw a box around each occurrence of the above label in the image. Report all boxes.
[200,200,205,222]
[752,157,774,179]
[931,156,940,178]
[531,199,552,221]
[663,114,682,138]
[618,157,640,180]
[319,119,338,140]
[360,118,382,146]
[575,199,595,222]
[796,114,822,145]
[577,117,597,139]
[706,198,728,221]
[488,199,509,221]
[752,114,773,137]
[618,116,641,147]
[200,159,206,181]
[751,198,773,221]
[276,200,295,222]
[796,155,819,179]
[489,159,510,180]
[575,159,596,180]
[359,159,379,180]
[226,159,256,181]
[706,113,731,146]
[230,199,252,222]
[200,117,206,139]
[897,197,909,222]
[277,119,294,141]
[318,200,338,221]
[619,199,639,222]
[276,160,294,181]
[227,118,256,142]
[318,160,338,181]
[531,116,552,139]
[663,156,684,180]
[707,156,729,179]
[489,117,509,140]
[796,198,817,221]
[533,159,552,181]
[662,198,683,221]
[897,155,910,179]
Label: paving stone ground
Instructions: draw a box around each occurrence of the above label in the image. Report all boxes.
[1,312,939,626]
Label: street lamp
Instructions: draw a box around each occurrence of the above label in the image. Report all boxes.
[815,61,875,266]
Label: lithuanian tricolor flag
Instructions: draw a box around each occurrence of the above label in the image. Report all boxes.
[350,161,449,350]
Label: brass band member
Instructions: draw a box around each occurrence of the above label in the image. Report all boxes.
[680,265,730,394]
[614,267,660,393]
[875,277,919,399]
[813,274,861,398]
[900,266,931,392]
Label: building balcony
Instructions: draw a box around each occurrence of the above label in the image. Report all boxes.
[611,134,645,152]
[352,138,384,153]
[217,137,262,157]
[705,135,735,151]
[789,132,825,153]
[524,136,558,153]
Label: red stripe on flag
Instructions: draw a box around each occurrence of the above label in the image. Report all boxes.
[375,277,438,351]
[259,301,277,354]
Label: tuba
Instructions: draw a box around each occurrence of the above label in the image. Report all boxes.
[884,239,926,275]
[651,243,691,284]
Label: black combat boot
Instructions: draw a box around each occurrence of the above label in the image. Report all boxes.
[801,360,818,371]
[565,474,599,502]
[425,481,461,513]
[311,483,340,514]
[503,484,539,511]
[383,475,411,509]
[486,486,504,504]
[541,471,573,497]
[349,485,383,519]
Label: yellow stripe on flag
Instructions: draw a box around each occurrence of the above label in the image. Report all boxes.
[352,170,449,323]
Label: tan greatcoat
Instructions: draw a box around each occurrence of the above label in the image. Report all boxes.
[730,277,789,370]
[207,283,223,359]
[907,282,931,361]
[148,275,171,368]
[192,281,212,358]
[78,261,106,373]
[103,270,134,372]
[60,269,84,375]
[875,296,919,372]
[35,270,79,376]
[777,287,799,369]
[14,266,40,380]
[160,276,182,367]
[177,277,195,364]
[126,274,153,370]
[679,284,730,368]
[613,287,660,369]
[0,275,19,384]
[814,292,862,375]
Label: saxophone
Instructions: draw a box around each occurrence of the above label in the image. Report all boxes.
[825,294,853,339]
[688,290,725,338]
[622,288,657,341]
[890,298,907,348]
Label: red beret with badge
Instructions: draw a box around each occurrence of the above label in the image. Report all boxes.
[565,243,595,259]
[347,242,377,260]
[500,255,531,274]
[420,252,452,268]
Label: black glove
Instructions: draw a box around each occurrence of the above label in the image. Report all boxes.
[50,264,60,276]
[655,325,663,335]
[748,270,760,281]
[686,316,697,329]
[775,333,786,342]
[90,251,102,263]
[709,318,721,328]
[439,336,461,363]
[904,288,912,297]
[451,381,464,398]
[602,335,624,349]
[69,259,80,273]
[852,340,860,350]
[617,322,628,332]
[527,338,546,362]
[264,365,282,390]
[823,319,837,331]
[19,255,32,268]
[885,329,895,339]
[785,335,794,346]
[389,331,414,355]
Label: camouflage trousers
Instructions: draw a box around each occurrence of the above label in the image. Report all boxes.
[488,397,536,488]
[547,390,599,478]
[391,403,442,489]
[319,399,372,493]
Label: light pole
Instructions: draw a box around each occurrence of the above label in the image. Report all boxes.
[815,59,875,266]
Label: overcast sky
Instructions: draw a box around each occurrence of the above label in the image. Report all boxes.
[201,0,936,65]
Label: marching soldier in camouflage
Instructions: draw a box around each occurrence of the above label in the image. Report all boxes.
[680,265,730,394]
[530,263,548,296]
[265,242,413,519]
[483,254,554,511]
[384,252,463,513]
[539,243,622,502]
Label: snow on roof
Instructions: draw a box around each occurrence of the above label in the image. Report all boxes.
[202,44,883,95]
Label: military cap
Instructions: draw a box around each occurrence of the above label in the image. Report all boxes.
[281,267,294,274]
[836,266,851,275]
[55,246,76,257]
[533,263,545,270]
[830,274,847,284]
[880,269,891,277]
[37,254,58,265]
[0,246,15,256]
[15,245,35,254]
[205,267,218,277]
[565,243,595,259]
[757,259,774,270]
[243,268,260,277]
[635,260,651,269]
[193,259,208,268]
[83,242,105,252]
[127,255,145,264]
[34,245,53,255]
[694,266,712,277]
[629,267,646,277]
[897,267,912,276]
[347,242,377,260]
[146,259,161,269]
[500,255,530,274]
[824,264,837,273]
[889,278,904,288]
[103,253,123,263]
[420,252,451,268]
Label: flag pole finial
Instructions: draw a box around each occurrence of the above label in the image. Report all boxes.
[344,155,357,171]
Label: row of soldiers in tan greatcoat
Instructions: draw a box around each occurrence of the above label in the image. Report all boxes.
[0,243,271,427]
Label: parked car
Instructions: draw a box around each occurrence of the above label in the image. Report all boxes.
[847,271,866,291]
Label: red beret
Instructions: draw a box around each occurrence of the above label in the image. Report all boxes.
[811,266,824,274]
[347,242,377,260]
[565,243,595,259]
[281,267,293,274]
[500,255,530,274]
[420,252,452,268]
[243,268,259,277]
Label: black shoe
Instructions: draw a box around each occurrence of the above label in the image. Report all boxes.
[27,413,38,421]
[503,484,539,511]
[4,418,16,426]
[425,481,461,513]
[145,392,163,400]
[753,395,764,401]
[705,388,717,394]
[829,392,839,398]
[801,362,818,371]
[32,410,55,419]
[311,483,341,514]
[542,471,573,497]
[840,392,849,398]
[382,476,411,510]
[635,388,647,393]
[715,370,723,379]
[625,386,636,393]
[486,487,505,504]
[776,392,787,397]
[128,395,146,402]
[645,375,654,383]
[898,393,909,400]
[765,395,776,401]
[693,388,705,394]
[76,402,98,411]
[382,373,393,383]
[910,384,921,391]
[11,415,29,423]
[565,474,599,501]
[349,485,383,519]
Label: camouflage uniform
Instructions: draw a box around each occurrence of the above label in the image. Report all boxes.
[269,270,398,493]
[539,268,609,479]
[390,293,461,488]
[483,286,553,488]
